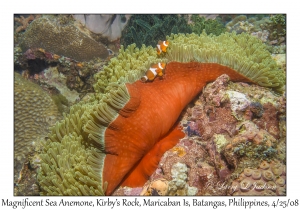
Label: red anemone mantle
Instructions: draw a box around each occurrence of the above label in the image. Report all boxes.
[102,61,252,195]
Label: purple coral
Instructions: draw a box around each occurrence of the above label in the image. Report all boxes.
[24,49,35,60]
[44,52,53,60]
[186,121,200,136]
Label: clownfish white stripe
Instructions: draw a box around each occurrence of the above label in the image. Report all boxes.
[141,62,166,82]
[149,67,158,76]
[158,63,163,69]
[156,40,169,55]
[157,45,162,53]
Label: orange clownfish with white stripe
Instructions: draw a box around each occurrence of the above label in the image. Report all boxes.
[141,62,166,82]
[156,40,169,55]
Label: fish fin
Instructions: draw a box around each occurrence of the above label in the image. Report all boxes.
[141,76,147,82]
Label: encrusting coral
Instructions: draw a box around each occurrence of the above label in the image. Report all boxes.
[37,31,285,195]
[19,15,109,62]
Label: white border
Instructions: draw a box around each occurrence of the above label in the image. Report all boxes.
[2,1,298,209]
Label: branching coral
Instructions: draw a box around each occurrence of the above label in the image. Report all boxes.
[14,15,37,33]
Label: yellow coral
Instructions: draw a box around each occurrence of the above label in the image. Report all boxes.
[172,146,186,157]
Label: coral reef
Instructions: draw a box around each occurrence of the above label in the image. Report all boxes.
[228,160,286,195]
[253,103,280,139]
[189,15,226,36]
[225,15,271,34]
[166,32,285,92]
[226,15,254,34]
[114,74,285,196]
[142,138,216,196]
[272,54,286,72]
[224,120,278,171]
[14,72,60,160]
[14,46,23,67]
[14,72,60,188]
[268,14,286,42]
[226,90,251,114]
[37,31,285,196]
[120,14,192,48]
[169,161,199,195]
[225,14,286,54]
[19,15,109,62]
[14,162,41,196]
[14,47,62,75]
[14,15,40,33]
[73,15,131,42]
[226,15,247,28]
[251,30,269,43]
[141,179,169,196]
[40,67,80,103]
[13,44,111,113]
[113,187,143,196]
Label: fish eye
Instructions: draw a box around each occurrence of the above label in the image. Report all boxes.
[107,49,114,55]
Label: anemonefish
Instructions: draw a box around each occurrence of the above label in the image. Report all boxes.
[141,62,166,82]
[156,40,169,55]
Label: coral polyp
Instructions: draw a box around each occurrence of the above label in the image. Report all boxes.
[252,169,262,180]
[229,161,285,196]
[243,168,253,177]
